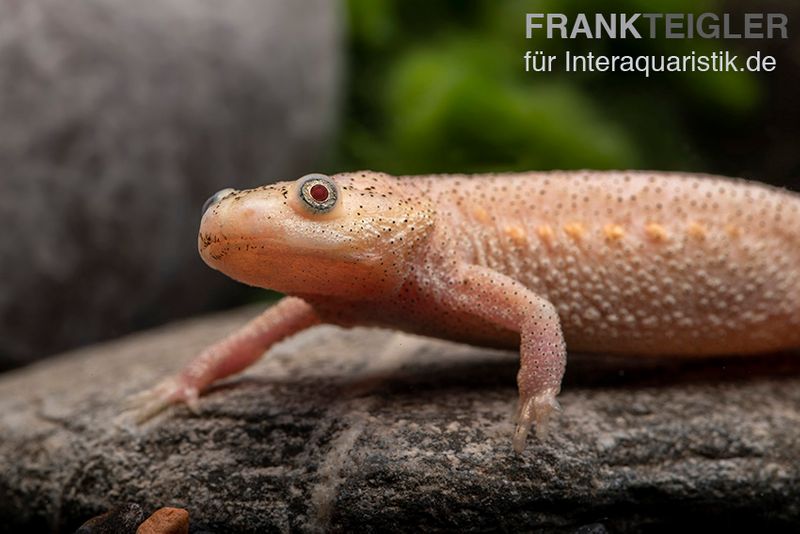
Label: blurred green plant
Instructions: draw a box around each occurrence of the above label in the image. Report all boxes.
[336,0,764,175]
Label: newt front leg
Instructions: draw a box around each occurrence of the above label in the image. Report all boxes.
[441,264,566,453]
[127,297,319,421]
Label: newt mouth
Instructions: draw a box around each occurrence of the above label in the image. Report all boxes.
[199,234,310,270]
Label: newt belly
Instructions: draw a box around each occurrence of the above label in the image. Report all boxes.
[129,170,800,452]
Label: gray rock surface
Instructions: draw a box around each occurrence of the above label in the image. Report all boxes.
[0,0,341,366]
[0,305,799,532]
[74,503,144,534]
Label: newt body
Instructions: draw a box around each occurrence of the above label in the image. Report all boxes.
[131,171,800,452]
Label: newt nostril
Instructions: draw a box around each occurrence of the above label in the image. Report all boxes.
[202,188,235,217]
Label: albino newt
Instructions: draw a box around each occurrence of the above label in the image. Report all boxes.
[129,171,800,452]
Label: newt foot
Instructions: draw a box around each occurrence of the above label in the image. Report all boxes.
[513,389,560,453]
[123,376,201,423]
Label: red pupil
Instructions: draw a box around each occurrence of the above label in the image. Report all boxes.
[309,184,329,202]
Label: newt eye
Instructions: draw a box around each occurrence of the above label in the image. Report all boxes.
[298,173,338,213]
[202,188,235,216]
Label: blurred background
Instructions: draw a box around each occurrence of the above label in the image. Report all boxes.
[0,0,797,369]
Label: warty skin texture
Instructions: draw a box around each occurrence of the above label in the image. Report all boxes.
[129,170,800,453]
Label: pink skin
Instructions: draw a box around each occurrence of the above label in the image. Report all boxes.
[128,170,800,453]
[128,297,319,421]
[442,264,565,449]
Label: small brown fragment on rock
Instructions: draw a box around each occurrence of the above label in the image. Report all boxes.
[136,507,189,534]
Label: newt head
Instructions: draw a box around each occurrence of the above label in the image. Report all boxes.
[198,171,434,297]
